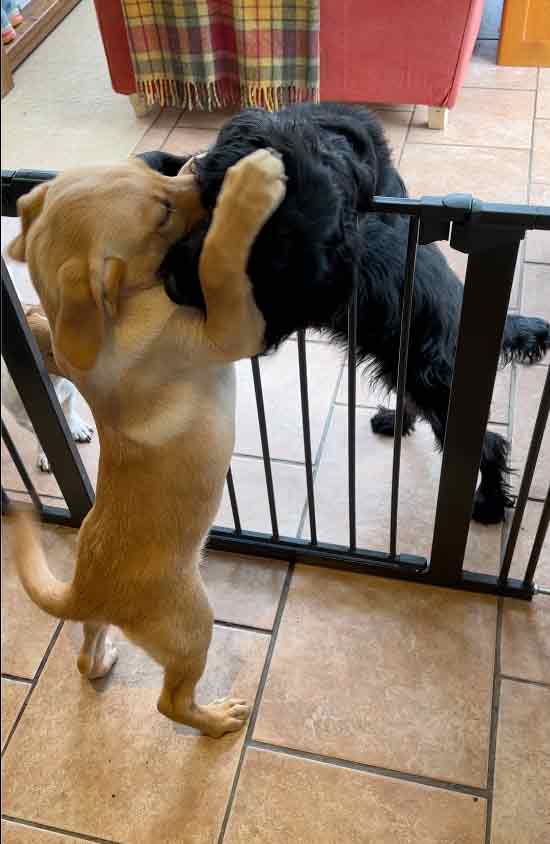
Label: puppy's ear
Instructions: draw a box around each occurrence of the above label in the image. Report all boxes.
[54,259,104,371]
[7,182,49,262]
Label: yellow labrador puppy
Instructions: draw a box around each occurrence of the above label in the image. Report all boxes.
[9,149,285,737]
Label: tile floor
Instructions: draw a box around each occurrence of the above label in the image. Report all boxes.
[1,19,550,844]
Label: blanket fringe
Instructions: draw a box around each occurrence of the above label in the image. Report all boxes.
[139,77,319,112]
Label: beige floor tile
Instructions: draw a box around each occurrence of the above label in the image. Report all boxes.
[132,108,186,155]
[540,68,550,89]
[464,40,538,90]
[503,500,550,587]
[526,184,550,264]
[537,87,550,119]
[255,567,496,786]
[522,263,550,323]
[177,107,238,129]
[1,821,81,843]
[373,109,411,161]
[162,127,219,156]
[1,392,98,499]
[501,598,550,684]
[511,366,549,500]
[215,456,307,538]
[491,680,550,843]
[225,748,486,844]
[202,550,287,629]
[532,120,550,183]
[234,342,344,463]
[2,623,268,843]
[400,144,529,203]
[409,90,535,149]
[312,406,503,573]
[1,518,77,677]
[1,679,28,750]
[1,2,156,171]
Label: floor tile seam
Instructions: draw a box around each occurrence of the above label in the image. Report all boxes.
[1,672,32,684]
[247,740,490,799]
[498,673,550,689]
[1,815,121,844]
[216,563,295,843]
[0,620,63,759]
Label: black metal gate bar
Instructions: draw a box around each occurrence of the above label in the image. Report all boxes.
[347,279,358,551]
[430,240,521,583]
[297,330,317,544]
[1,258,95,527]
[225,467,242,534]
[1,420,43,512]
[499,365,550,582]
[389,216,420,558]
[251,357,279,539]
[523,485,550,586]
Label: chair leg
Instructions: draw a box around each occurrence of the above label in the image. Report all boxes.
[428,106,449,130]
[129,92,154,118]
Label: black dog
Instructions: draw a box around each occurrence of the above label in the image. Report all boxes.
[139,103,549,524]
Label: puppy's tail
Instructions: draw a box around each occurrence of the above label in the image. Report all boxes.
[11,510,83,621]
[501,315,550,365]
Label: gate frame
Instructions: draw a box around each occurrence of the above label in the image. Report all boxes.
[2,169,549,600]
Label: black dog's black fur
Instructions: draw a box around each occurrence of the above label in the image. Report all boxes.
[139,103,549,524]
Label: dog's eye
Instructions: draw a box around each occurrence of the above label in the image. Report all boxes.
[159,201,174,228]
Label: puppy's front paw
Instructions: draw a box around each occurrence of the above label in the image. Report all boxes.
[37,451,51,472]
[69,416,94,443]
[219,148,287,229]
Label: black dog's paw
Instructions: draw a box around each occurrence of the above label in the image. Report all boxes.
[472,488,512,525]
[371,406,416,437]
[371,407,396,437]
[503,316,550,365]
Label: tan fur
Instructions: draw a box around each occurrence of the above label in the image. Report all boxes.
[8,151,285,736]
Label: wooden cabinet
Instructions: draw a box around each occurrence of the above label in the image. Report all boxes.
[498,0,550,66]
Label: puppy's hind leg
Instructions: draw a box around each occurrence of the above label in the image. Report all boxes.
[158,668,250,738]
[77,622,118,680]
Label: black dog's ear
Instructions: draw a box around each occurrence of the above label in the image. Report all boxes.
[136,150,191,177]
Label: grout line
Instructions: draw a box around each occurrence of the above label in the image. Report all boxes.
[1,673,33,684]
[232,452,305,468]
[1,815,121,844]
[217,563,295,843]
[248,741,489,799]
[484,597,504,844]
[1,620,64,760]
[402,140,533,153]
[214,619,272,637]
[499,673,550,689]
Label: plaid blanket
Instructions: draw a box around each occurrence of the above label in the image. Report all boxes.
[121,0,320,111]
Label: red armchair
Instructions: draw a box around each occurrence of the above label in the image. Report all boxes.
[93,0,483,129]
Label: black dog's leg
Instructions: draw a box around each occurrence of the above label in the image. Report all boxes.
[411,373,512,525]
[371,400,417,437]
[501,315,550,365]
[472,431,514,524]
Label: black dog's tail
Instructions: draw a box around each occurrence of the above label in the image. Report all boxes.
[501,315,550,364]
